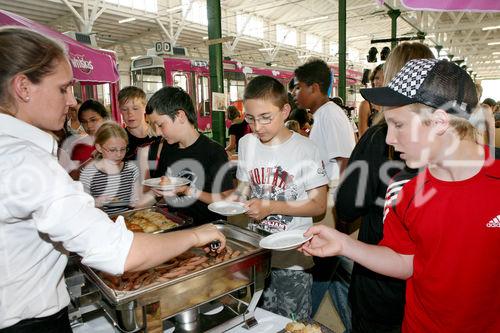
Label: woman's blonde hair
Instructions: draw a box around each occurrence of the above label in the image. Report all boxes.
[383,42,435,85]
[285,119,300,133]
[0,27,67,115]
[93,121,129,159]
[373,42,436,127]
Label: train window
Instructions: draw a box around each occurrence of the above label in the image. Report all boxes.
[131,67,165,98]
[229,79,245,102]
[197,75,210,117]
[173,72,189,93]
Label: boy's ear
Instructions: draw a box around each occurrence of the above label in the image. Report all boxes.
[431,109,450,136]
[175,109,187,123]
[311,82,322,95]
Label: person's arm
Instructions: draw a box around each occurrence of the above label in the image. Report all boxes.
[245,185,328,221]
[185,187,235,204]
[124,224,226,271]
[357,100,370,137]
[137,145,152,194]
[225,134,236,153]
[335,157,349,177]
[300,224,413,279]
[132,146,161,208]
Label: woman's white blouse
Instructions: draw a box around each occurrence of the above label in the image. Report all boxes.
[0,114,133,329]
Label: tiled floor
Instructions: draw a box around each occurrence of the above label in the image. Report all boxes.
[314,292,345,333]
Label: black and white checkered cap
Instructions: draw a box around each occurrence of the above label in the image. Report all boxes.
[387,58,438,99]
[360,59,478,117]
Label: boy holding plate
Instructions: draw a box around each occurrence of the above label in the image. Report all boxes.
[235,75,328,320]
[143,86,234,225]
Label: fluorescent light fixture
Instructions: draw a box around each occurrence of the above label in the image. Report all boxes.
[492,51,500,55]
[118,17,136,23]
[202,36,209,40]
[482,25,500,31]
[259,47,274,51]
[426,33,436,38]
[166,5,183,13]
[347,36,366,41]
[304,16,329,23]
[488,41,500,46]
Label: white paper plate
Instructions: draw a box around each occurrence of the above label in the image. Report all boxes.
[259,230,312,251]
[207,201,248,216]
[142,177,190,190]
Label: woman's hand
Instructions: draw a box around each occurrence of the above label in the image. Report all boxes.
[190,224,226,252]
[299,224,346,257]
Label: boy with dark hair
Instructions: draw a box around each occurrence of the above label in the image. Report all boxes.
[302,59,500,333]
[294,59,356,326]
[144,86,234,225]
[236,75,328,320]
[294,59,356,178]
[118,86,157,161]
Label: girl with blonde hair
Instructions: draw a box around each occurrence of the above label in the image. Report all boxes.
[79,121,141,214]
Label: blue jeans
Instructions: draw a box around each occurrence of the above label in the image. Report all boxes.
[311,256,353,333]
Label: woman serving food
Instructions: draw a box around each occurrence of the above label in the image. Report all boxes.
[0,27,225,333]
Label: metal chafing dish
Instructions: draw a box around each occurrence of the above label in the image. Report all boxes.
[109,206,193,234]
[80,222,271,333]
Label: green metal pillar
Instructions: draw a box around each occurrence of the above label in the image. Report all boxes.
[388,9,401,50]
[338,0,346,102]
[206,0,225,146]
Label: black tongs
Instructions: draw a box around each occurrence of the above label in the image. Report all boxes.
[208,240,221,256]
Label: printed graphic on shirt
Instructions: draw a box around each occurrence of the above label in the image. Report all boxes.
[486,215,500,228]
[249,166,298,233]
[383,178,411,223]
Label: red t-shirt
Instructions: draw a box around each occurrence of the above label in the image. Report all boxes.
[380,147,500,333]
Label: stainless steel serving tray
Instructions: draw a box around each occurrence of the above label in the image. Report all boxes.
[109,205,193,234]
[80,223,270,307]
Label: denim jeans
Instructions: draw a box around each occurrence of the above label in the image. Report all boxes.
[311,256,353,333]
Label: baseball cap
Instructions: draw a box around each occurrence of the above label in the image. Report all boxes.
[360,59,478,119]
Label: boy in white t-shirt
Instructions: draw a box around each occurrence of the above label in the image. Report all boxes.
[235,75,328,320]
[293,59,357,328]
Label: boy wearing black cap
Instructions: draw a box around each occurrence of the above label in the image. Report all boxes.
[301,59,500,333]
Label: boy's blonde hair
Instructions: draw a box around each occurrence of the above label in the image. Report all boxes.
[410,104,476,141]
[94,121,129,159]
[118,86,146,106]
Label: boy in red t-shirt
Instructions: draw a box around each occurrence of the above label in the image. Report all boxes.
[300,59,500,333]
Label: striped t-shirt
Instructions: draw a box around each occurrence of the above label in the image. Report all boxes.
[80,161,139,214]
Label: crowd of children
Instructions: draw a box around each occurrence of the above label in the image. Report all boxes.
[52,42,498,333]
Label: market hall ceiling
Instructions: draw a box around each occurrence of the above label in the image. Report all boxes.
[0,0,498,79]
